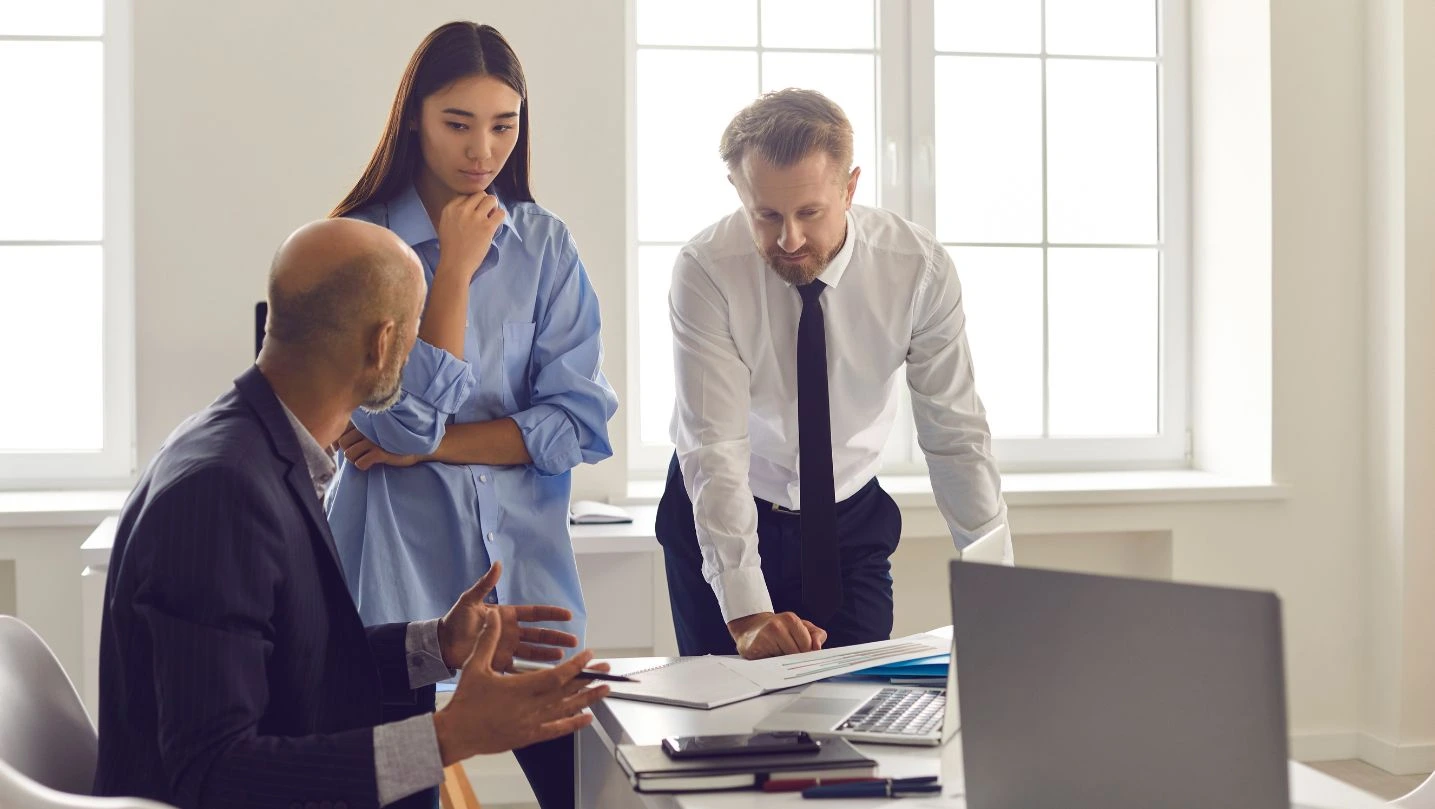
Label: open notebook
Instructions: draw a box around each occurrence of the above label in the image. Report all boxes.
[602,631,950,710]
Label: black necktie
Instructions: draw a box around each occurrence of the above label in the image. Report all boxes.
[796,280,842,622]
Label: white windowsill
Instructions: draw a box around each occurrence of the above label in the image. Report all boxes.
[624,469,1288,508]
[0,489,131,530]
[0,470,1288,531]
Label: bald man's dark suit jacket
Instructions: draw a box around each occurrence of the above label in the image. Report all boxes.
[93,366,437,809]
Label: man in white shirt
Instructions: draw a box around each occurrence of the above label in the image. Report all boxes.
[656,89,1010,660]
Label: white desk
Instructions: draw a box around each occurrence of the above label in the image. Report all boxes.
[578,658,1388,809]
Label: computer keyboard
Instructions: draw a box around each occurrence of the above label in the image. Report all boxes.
[837,687,946,735]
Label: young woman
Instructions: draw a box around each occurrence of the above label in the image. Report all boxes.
[325,22,617,808]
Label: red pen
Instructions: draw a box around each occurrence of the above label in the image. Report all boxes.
[761,776,883,792]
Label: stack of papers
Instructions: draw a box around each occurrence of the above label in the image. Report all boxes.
[849,653,949,681]
[602,631,950,710]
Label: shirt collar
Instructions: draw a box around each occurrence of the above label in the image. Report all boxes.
[387,181,521,249]
[814,210,858,289]
[276,398,337,502]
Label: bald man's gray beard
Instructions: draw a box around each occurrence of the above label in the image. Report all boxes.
[359,345,407,413]
[360,373,403,413]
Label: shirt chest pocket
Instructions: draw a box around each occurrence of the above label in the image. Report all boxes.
[501,321,537,412]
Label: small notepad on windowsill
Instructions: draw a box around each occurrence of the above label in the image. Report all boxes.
[568,500,634,525]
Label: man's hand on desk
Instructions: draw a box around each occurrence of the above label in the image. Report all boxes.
[727,611,828,659]
[438,561,579,672]
[432,614,610,765]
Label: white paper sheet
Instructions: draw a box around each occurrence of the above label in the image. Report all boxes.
[711,631,951,691]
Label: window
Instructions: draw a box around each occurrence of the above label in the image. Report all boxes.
[0,0,134,485]
[630,0,1187,475]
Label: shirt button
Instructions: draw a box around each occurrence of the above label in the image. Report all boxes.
[479,474,489,483]
[486,532,495,542]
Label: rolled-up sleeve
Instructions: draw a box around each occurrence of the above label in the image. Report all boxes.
[351,338,476,457]
[510,235,618,476]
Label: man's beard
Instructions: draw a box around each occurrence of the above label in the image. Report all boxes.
[359,346,406,413]
[763,239,844,286]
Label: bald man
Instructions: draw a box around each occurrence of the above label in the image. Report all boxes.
[93,219,608,809]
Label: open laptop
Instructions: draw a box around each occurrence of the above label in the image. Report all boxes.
[751,523,1009,746]
[952,561,1291,809]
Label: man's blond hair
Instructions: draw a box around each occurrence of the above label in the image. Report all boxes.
[719,88,854,177]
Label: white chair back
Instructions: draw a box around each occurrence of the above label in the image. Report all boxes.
[1392,772,1435,807]
[0,758,177,809]
[0,616,99,794]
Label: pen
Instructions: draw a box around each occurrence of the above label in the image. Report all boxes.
[762,776,885,792]
[509,659,637,682]
[801,776,942,799]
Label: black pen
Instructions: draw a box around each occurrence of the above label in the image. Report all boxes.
[510,659,637,682]
[802,775,941,799]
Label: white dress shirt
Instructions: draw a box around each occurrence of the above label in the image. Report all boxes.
[669,205,1009,622]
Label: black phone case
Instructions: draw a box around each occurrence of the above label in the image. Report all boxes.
[661,731,819,759]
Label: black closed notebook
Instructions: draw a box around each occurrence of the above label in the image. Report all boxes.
[616,737,877,793]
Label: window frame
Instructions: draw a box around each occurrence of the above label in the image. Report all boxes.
[0,0,136,487]
[626,0,1189,478]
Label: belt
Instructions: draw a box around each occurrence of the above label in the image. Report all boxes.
[757,478,881,518]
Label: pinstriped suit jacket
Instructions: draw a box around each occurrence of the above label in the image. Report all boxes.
[94,367,436,809]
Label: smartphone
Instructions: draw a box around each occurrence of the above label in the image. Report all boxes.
[661,730,820,759]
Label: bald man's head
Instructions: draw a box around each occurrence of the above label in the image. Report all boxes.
[263,218,425,410]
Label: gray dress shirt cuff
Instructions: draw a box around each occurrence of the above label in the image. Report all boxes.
[372,620,455,806]
[373,714,445,807]
[406,618,457,688]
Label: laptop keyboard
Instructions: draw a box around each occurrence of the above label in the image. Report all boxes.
[837,687,946,736]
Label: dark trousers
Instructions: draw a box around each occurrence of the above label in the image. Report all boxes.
[407,684,574,809]
[513,735,574,809]
[655,454,902,655]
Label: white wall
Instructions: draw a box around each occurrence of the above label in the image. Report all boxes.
[131,0,629,499]
[1362,0,1435,772]
[0,0,1421,778]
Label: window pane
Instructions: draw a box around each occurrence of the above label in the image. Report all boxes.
[760,0,874,49]
[1048,248,1157,436]
[0,246,103,451]
[761,52,876,207]
[637,0,757,47]
[935,56,1042,243]
[0,42,103,242]
[638,246,681,445]
[0,0,102,36]
[951,247,1043,437]
[934,0,1041,54]
[1045,0,1157,57]
[1046,59,1156,244]
[637,49,758,242]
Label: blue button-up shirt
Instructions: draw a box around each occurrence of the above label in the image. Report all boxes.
[326,183,618,646]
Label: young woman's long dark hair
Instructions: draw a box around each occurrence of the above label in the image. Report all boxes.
[332,22,533,217]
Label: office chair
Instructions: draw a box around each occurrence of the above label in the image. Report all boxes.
[0,759,177,809]
[255,301,267,359]
[1392,772,1435,807]
[0,616,98,794]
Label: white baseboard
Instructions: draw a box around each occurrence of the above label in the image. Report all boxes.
[1291,731,1435,775]
[1290,732,1361,762]
[1356,733,1435,775]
